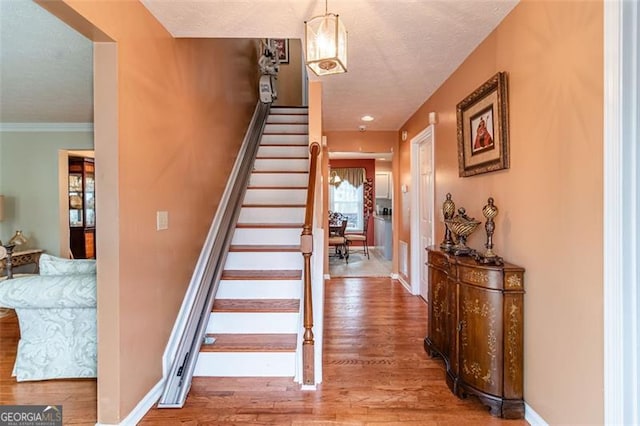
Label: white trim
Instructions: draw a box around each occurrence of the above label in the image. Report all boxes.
[525,402,549,426]
[409,125,435,297]
[95,379,163,426]
[301,384,317,391]
[0,122,94,132]
[604,0,639,424]
[392,273,412,294]
[323,273,331,280]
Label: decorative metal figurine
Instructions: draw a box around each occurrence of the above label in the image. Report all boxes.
[440,193,456,252]
[482,197,498,259]
[470,197,504,266]
[445,207,481,256]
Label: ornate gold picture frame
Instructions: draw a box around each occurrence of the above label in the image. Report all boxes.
[456,72,510,177]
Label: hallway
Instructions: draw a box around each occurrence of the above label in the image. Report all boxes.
[140,278,527,424]
[328,247,392,278]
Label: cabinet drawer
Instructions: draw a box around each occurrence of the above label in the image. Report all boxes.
[458,265,502,290]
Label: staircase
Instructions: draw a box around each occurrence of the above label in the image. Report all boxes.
[193,106,309,378]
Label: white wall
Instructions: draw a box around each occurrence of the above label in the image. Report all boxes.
[0,130,94,255]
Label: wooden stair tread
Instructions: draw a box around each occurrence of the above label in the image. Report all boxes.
[201,334,297,352]
[221,269,302,280]
[229,245,300,252]
[264,122,308,125]
[256,156,308,160]
[259,144,310,147]
[235,223,303,229]
[262,132,308,135]
[247,186,307,190]
[241,204,306,208]
[213,299,300,313]
[251,170,308,174]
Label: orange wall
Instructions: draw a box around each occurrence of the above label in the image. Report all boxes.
[326,130,395,154]
[40,1,260,423]
[274,39,303,107]
[399,0,603,423]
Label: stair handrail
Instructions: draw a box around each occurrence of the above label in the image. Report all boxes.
[300,141,321,385]
[158,101,270,408]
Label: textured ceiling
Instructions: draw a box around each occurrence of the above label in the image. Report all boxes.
[142,0,519,131]
[0,0,93,124]
[0,0,518,131]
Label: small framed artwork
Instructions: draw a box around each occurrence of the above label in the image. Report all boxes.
[268,38,289,64]
[456,72,510,177]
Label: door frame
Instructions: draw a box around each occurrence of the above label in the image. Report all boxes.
[604,0,639,423]
[410,125,435,297]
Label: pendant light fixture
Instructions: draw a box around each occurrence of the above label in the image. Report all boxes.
[304,0,348,76]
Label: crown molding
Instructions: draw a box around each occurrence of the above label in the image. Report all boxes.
[0,122,93,132]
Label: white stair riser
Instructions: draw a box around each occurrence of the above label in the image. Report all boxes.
[257,145,309,158]
[238,207,304,224]
[232,227,302,245]
[217,280,301,299]
[264,124,308,134]
[249,173,308,188]
[207,312,299,333]
[270,107,308,115]
[194,352,295,377]
[225,251,302,270]
[254,158,308,172]
[267,115,308,124]
[244,188,307,205]
[260,134,308,145]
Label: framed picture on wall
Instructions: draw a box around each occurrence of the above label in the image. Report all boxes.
[268,38,289,64]
[456,72,510,177]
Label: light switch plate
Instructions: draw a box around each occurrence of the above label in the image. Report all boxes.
[157,211,169,230]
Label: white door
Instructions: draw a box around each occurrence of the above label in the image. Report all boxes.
[418,140,434,300]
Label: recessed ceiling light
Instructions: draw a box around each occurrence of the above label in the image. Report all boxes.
[361,115,374,122]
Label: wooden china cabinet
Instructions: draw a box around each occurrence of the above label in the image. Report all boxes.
[68,156,96,259]
[425,246,525,419]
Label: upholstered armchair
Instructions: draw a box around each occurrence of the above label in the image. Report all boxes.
[0,254,96,381]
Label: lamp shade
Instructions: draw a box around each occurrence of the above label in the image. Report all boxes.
[305,12,347,76]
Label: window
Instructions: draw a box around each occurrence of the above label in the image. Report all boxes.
[329,172,364,231]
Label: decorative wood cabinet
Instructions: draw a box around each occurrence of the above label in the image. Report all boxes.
[424,247,525,419]
[69,157,96,259]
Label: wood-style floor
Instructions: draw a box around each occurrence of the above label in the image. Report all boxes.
[0,278,529,425]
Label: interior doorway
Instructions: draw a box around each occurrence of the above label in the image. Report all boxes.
[410,125,435,298]
[327,153,393,278]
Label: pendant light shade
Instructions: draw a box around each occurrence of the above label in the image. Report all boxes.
[305,3,347,76]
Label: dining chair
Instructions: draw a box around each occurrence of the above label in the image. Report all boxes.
[346,214,370,259]
[328,219,349,262]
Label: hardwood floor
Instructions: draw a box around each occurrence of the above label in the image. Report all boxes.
[0,278,529,425]
[140,278,528,425]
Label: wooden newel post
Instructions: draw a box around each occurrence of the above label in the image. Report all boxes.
[301,142,320,386]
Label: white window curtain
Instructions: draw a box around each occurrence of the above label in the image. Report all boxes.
[329,168,365,231]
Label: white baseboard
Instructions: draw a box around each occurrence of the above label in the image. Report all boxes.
[301,384,317,391]
[95,379,163,426]
[525,402,549,426]
[393,274,412,294]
